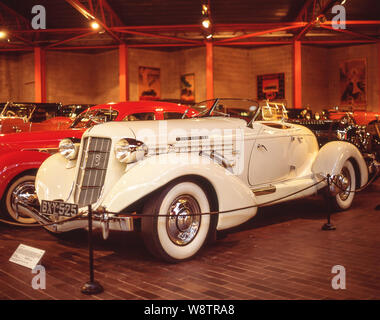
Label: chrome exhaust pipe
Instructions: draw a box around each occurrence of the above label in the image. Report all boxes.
[15,199,59,232]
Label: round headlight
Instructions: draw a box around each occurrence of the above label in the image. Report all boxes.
[59,138,78,160]
[114,138,148,164]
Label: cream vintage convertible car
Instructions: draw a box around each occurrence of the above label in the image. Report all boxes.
[32,99,368,262]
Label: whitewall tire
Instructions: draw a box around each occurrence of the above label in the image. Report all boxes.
[2,174,38,224]
[141,181,212,263]
[331,160,356,211]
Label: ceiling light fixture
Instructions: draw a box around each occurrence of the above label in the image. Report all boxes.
[202,18,211,29]
[201,2,213,40]
[90,20,100,30]
[0,30,7,39]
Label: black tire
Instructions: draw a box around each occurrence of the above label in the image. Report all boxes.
[141,180,214,263]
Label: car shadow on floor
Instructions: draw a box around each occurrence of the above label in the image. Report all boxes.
[49,195,332,263]
[2,183,377,265]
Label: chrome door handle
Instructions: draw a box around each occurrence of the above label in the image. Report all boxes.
[257,143,267,151]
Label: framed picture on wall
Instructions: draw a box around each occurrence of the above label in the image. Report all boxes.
[339,58,366,108]
[138,66,160,100]
[257,73,285,101]
[180,73,195,102]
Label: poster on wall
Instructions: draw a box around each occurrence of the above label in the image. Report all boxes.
[339,59,366,108]
[257,73,285,101]
[138,66,160,100]
[180,73,195,102]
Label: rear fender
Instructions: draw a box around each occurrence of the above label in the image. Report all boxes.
[312,141,368,187]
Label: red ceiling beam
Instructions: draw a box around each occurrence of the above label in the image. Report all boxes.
[0,1,35,46]
[319,25,378,41]
[7,21,380,35]
[127,43,200,48]
[0,2,30,29]
[100,0,125,27]
[295,0,316,22]
[46,45,118,50]
[65,0,122,43]
[215,41,292,46]
[0,47,33,52]
[116,29,203,44]
[46,31,98,48]
[295,0,338,41]
[302,40,377,44]
[216,25,303,43]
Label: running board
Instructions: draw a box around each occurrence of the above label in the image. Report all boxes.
[251,185,276,196]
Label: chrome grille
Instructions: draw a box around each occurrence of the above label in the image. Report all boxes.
[74,137,112,206]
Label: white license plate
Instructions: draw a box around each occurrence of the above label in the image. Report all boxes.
[40,200,78,217]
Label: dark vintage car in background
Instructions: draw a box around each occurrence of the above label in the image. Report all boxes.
[0,101,196,224]
[59,104,95,119]
[0,102,73,134]
[286,107,379,180]
[326,106,380,125]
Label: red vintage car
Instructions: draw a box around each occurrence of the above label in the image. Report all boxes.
[0,102,73,134]
[327,106,380,125]
[0,101,195,224]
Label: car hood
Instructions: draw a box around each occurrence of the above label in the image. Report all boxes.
[84,117,248,145]
[0,128,85,152]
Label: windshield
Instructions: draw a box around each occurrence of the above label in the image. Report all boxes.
[71,109,118,128]
[0,103,36,120]
[258,101,287,121]
[190,99,259,120]
[188,98,287,123]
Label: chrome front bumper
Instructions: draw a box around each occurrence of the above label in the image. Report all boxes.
[17,202,134,238]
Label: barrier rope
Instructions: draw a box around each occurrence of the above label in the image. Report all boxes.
[330,167,379,193]
[0,177,327,227]
[0,169,377,229]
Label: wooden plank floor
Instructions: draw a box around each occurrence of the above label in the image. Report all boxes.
[0,180,379,300]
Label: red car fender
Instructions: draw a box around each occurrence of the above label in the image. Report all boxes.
[0,151,51,199]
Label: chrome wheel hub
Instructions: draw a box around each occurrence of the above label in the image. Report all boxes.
[338,167,351,201]
[166,195,201,246]
[11,181,39,218]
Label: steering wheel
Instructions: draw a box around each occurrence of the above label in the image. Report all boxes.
[6,110,16,117]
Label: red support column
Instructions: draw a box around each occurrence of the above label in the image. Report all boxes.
[293,40,302,108]
[34,47,46,103]
[206,40,214,100]
[119,44,129,102]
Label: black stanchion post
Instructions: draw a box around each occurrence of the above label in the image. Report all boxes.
[81,204,104,295]
[322,174,336,231]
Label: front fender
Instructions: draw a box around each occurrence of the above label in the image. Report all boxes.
[102,153,257,231]
[36,153,77,202]
[0,151,50,198]
[312,141,368,187]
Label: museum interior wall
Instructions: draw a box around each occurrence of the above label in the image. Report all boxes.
[0,43,378,111]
